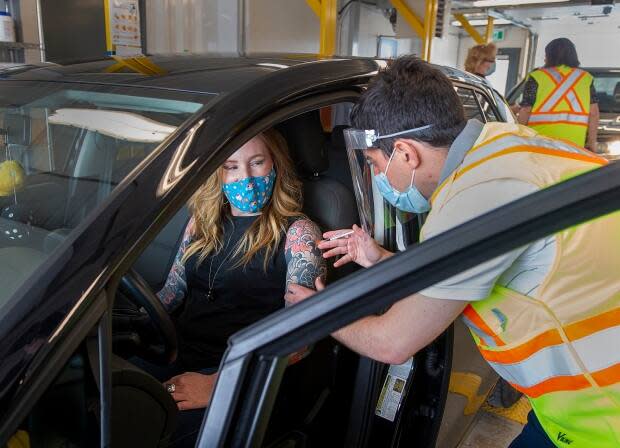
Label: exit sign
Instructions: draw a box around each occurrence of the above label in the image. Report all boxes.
[493,29,505,41]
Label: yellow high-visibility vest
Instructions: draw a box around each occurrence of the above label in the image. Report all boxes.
[527,65,593,147]
[424,123,620,447]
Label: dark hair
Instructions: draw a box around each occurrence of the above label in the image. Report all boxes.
[545,38,580,68]
[351,56,466,155]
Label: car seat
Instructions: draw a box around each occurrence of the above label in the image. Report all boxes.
[263,112,360,446]
[276,111,358,236]
[325,124,355,195]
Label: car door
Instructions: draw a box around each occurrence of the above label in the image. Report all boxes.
[0,58,383,446]
[198,156,620,446]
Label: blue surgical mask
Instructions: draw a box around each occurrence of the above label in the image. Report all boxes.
[374,151,430,213]
[222,168,276,213]
[485,62,496,77]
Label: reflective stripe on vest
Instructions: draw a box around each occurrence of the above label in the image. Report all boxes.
[528,66,592,146]
[533,68,587,113]
[481,306,620,398]
[528,112,589,126]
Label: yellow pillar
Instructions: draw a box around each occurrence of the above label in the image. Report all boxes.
[390,0,425,40]
[307,0,337,57]
[306,0,321,17]
[389,0,438,61]
[453,13,484,45]
[423,0,438,61]
[319,0,337,56]
[485,16,495,44]
[103,0,113,54]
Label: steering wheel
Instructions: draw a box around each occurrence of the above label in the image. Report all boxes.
[114,269,178,365]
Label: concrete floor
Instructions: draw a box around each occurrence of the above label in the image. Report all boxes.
[458,409,524,448]
[457,394,531,448]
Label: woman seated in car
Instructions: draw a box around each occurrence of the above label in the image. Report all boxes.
[148,128,325,445]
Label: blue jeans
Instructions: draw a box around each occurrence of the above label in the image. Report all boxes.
[130,357,217,448]
[509,411,557,448]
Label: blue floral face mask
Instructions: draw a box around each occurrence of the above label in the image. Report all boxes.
[374,151,430,214]
[222,168,276,213]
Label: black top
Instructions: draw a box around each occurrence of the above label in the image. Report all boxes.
[174,215,287,370]
[520,73,598,107]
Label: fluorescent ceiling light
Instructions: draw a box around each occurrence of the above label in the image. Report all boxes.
[49,109,176,143]
[452,18,512,26]
[472,0,568,7]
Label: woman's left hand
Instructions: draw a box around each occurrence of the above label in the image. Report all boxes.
[164,372,218,410]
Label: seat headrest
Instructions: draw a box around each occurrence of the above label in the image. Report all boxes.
[331,125,348,149]
[277,111,328,175]
[614,82,620,100]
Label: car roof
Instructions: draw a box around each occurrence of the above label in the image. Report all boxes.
[0,53,491,96]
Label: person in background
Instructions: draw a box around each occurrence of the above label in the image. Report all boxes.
[517,38,599,150]
[464,42,497,81]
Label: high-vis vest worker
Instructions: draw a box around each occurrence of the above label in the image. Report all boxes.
[527,65,593,147]
[426,124,619,448]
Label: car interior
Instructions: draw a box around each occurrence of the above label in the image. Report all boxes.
[8,102,369,447]
[111,107,365,448]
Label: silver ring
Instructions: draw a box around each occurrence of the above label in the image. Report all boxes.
[166,383,176,393]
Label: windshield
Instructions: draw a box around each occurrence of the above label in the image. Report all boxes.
[0,82,205,307]
[593,72,620,114]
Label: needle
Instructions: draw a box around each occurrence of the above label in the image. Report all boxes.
[328,230,354,241]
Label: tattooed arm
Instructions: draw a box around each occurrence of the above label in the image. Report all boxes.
[284,219,327,303]
[156,219,194,313]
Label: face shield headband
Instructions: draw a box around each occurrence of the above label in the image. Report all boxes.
[343,124,434,151]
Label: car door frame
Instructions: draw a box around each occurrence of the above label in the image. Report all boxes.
[199,160,620,447]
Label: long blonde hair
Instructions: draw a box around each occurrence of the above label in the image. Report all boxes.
[465,43,497,75]
[182,129,304,270]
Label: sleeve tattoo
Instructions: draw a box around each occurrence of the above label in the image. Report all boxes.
[285,219,327,291]
[156,219,193,312]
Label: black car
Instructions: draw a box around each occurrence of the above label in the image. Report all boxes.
[507,67,620,159]
[0,55,616,448]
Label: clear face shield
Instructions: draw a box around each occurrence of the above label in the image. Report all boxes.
[344,125,433,235]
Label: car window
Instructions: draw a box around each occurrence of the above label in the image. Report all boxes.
[0,82,206,309]
[476,91,500,122]
[509,82,524,106]
[592,71,620,114]
[455,86,485,122]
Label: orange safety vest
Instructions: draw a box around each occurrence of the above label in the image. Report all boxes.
[527,65,592,147]
[424,123,620,447]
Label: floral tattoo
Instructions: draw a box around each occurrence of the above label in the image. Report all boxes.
[285,219,327,291]
[156,219,192,312]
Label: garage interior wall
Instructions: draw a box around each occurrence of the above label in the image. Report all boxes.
[245,0,415,57]
[532,10,620,68]
[146,0,241,54]
[244,0,319,54]
[429,17,460,68]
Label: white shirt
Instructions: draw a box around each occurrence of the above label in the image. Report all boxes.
[420,176,555,301]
